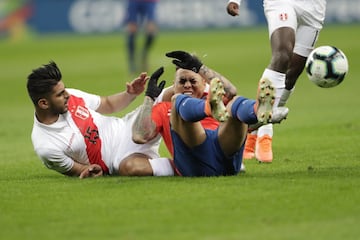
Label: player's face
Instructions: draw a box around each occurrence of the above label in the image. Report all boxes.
[47,81,70,114]
[174,69,206,99]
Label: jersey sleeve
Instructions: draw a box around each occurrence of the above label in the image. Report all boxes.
[35,147,74,174]
[151,103,167,133]
[151,102,174,156]
[66,88,101,111]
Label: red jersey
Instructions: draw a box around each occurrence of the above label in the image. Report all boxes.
[151,102,219,157]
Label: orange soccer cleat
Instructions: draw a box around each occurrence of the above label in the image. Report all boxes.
[255,134,273,163]
[243,133,257,159]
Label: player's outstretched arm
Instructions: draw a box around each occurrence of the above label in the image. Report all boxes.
[97,73,149,114]
[198,65,237,104]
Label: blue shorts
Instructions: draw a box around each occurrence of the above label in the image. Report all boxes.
[171,128,244,177]
[124,0,158,24]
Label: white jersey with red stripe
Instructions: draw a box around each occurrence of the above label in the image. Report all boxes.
[229,0,326,57]
[31,88,161,175]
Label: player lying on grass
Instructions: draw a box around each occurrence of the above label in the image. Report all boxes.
[132,51,289,176]
[26,61,175,178]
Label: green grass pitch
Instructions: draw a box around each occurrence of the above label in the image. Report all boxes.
[0,24,359,240]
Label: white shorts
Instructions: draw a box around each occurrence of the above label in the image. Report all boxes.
[109,107,161,173]
[264,0,326,57]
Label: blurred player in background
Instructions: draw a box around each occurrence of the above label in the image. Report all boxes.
[124,0,159,74]
[226,0,326,163]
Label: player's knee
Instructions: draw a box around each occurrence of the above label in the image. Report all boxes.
[119,156,152,176]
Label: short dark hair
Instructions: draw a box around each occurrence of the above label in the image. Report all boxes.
[27,61,62,105]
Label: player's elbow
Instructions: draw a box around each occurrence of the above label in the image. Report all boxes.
[132,130,157,144]
[132,123,157,144]
[132,133,149,144]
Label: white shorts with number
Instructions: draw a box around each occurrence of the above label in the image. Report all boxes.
[263,0,326,57]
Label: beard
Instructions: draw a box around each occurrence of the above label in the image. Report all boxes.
[49,101,68,115]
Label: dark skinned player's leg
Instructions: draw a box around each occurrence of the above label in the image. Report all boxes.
[278,53,307,106]
[255,27,295,162]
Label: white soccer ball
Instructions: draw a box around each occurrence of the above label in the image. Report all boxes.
[305,46,348,88]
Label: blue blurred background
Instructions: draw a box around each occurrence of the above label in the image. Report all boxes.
[1,0,359,41]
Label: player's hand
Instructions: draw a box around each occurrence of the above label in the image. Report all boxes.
[145,67,166,100]
[79,164,103,179]
[165,50,203,73]
[226,2,239,16]
[126,72,148,95]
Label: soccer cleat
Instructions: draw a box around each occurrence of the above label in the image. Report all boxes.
[255,134,273,163]
[205,78,229,122]
[254,78,275,124]
[243,133,257,159]
[272,107,289,123]
[248,106,289,132]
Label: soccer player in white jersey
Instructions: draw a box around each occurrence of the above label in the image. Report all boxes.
[227,0,326,162]
[27,61,174,178]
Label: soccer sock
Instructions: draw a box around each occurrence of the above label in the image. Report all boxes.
[141,33,155,71]
[175,95,207,122]
[257,124,273,138]
[262,68,286,107]
[278,88,294,107]
[149,158,174,176]
[230,97,258,124]
[127,33,136,72]
[143,33,155,57]
[249,129,258,136]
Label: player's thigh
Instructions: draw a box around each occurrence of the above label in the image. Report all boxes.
[217,119,247,156]
[264,0,297,37]
[294,25,321,57]
[171,120,206,148]
[144,2,157,22]
[170,95,206,147]
[124,1,140,24]
[296,0,326,30]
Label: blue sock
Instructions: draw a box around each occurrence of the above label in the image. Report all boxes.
[175,95,207,122]
[230,97,258,124]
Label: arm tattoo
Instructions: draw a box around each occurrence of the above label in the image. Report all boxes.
[132,97,157,140]
[199,65,237,101]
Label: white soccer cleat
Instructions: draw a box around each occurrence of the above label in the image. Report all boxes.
[206,78,229,122]
[271,107,289,123]
[248,107,289,132]
[255,78,275,124]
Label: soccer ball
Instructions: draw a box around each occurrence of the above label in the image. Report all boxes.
[305,46,348,88]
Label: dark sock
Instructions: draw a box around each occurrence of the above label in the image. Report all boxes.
[127,33,136,72]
